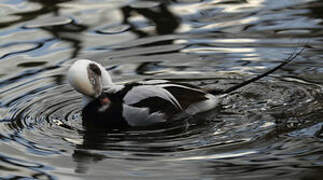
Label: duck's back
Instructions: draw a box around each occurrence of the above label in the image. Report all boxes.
[82,80,217,128]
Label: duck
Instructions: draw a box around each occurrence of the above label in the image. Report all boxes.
[67,49,303,128]
[67,59,218,128]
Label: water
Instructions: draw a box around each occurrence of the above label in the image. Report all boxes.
[0,0,323,179]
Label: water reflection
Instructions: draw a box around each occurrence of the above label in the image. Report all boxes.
[0,0,73,28]
[9,0,180,59]
[73,129,108,174]
[0,0,323,179]
[29,21,88,58]
[21,0,87,58]
[121,0,180,37]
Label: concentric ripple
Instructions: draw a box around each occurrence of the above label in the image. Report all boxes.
[1,64,322,153]
[0,59,322,178]
[1,0,323,179]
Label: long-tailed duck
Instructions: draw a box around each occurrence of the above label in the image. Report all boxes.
[67,49,303,128]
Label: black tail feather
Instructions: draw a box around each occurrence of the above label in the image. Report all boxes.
[208,46,306,95]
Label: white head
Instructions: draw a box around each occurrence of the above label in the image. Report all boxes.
[67,59,113,99]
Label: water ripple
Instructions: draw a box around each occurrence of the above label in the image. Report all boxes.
[0,0,323,179]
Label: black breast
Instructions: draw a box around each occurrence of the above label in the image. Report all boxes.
[81,94,129,129]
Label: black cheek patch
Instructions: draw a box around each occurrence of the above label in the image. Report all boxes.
[87,63,102,97]
[89,63,101,76]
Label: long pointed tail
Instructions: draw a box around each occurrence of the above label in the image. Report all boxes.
[208,46,306,95]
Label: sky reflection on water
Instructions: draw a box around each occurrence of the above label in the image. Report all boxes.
[0,0,323,179]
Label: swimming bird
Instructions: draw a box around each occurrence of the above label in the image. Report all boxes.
[67,59,218,128]
[67,49,303,128]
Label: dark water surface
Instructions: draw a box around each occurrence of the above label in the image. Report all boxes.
[0,0,323,179]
